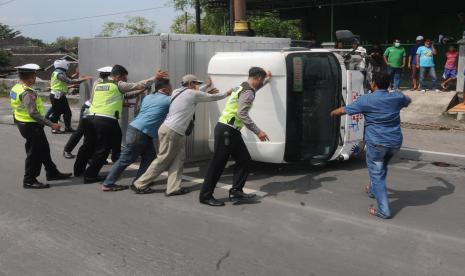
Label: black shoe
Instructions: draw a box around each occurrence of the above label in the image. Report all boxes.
[199,197,225,207]
[83,175,106,184]
[23,180,50,189]
[63,151,75,159]
[165,187,190,197]
[229,189,256,201]
[51,129,63,134]
[65,127,75,133]
[130,184,156,194]
[46,172,72,181]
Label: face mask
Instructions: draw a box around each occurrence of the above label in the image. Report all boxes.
[394,42,400,47]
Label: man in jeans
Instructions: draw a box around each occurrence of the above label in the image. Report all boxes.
[331,72,411,219]
[102,78,172,190]
[416,39,438,92]
[383,39,406,90]
[131,75,231,195]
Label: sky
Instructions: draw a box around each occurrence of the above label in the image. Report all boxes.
[0,0,182,42]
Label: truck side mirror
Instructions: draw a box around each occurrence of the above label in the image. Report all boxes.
[335,30,355,43]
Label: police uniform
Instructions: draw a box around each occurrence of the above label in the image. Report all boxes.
[49,60,86,133]
[50,69,73,130]
[82,80,124,183]
[10,64,71,188]
[199,82,258,204]
[73,66,113,176]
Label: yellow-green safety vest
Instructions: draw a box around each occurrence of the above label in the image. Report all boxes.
[9,83,45,123]
[89,81,123,119]
[219,84,252,130]
[50,70,69,93]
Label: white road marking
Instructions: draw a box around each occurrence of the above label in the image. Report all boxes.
[127,164,267,197]
[401,147,465,159]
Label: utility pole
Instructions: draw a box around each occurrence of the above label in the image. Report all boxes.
[233,0,249,36]
[229,0,234,36]
[195,0,201,34]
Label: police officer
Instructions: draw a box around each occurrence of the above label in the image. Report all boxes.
[50,59,92,133]
[199,67,271,206]
[63,66,112,159]
[10,64,72,189]
[82,65,167,186]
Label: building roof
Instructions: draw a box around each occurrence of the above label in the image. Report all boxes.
[246,0,395,10]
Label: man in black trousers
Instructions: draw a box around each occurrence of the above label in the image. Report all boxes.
[199,67,271,206]
[9,64,72,188]
[82,65,167,187]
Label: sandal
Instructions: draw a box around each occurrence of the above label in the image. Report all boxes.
[368,206,390,219]
[101,184,128,192]
[165,187,190,197]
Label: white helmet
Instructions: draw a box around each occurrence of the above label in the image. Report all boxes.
[54,59,69,70]
[97,66,113,73]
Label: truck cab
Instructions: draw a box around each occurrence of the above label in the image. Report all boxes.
[207,48,365,164]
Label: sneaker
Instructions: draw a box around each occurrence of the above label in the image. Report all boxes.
[420,89,426,94]
[65,127,75,133]
[63,151,75,159]
[51,129,63,134]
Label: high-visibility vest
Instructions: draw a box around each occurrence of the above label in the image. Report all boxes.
[89,81,123,119]
[219,84,253,130]
[9,84,45,123]
[50,70,69,93]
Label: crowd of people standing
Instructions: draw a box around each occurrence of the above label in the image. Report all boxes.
[367,36,459,92]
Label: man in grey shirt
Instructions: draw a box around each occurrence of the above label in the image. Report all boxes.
[131,74,232,195]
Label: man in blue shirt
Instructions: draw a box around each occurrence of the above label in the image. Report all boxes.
[331,72,411,219]
[416,39,438,92]
[102,78,172,191]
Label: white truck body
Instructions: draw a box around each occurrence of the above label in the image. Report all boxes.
[207,49,365,164]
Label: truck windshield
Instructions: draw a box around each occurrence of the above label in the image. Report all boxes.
[284,52,341,162]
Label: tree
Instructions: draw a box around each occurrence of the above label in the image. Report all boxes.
[169,1,301,39]
[98,16,156,37]
[0,49,12,67]
[170,0,228,35]
[249,12,302,40]
[49,36,80,52]
[0,23,20,39]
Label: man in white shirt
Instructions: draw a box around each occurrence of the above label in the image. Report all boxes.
[131,75,231,196]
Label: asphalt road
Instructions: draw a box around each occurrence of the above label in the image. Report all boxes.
[0,124,464,276]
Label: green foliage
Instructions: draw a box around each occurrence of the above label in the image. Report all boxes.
[0,49,12,67]
[0,23,20,39]
[98,16,156,37]
[48,36,80,51]
[250,12,302,40]
[170,1,228,35]
[169,1,301,39]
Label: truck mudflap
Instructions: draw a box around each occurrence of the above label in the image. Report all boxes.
[330,70,365,161]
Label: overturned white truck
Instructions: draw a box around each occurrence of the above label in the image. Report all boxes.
[207,43,367,165]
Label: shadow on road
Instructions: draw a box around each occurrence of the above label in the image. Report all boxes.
[388,177,455,216]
